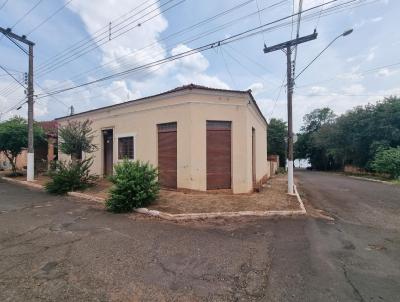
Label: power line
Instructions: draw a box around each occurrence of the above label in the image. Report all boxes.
[40,0,294,93]
[39,0,282,93]
[0,97,27,120]
[2,32,29,54]
[36,0,185,77]
[4,0,376,112]
[34,80,69,108]
[255,0,267,44]
[220,47,237,88]
[223,46,267,82]
[46,0,363,93]
[0,65,26,89]
[1,1,372,114]
[26,0,73,36]
[296,61,400,88]
[11,0,43,29]
[34,0,157,69]
[5,0,370,102]
[315,0,325,29]
[35,0,176,75]
[292,0,303,78]
[36,0,357,99]
[0,0,8,10]
[0,0,42,43]
[268,73,286,119]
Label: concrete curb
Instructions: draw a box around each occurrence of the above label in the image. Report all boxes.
[346,175,395,185]
[67,191,105,204]
[294,184,307,213]
[2,177,44,190]
[2,176,307,221]
[134,208,306,221]
[2,177,105,203]
[135,184,308,221]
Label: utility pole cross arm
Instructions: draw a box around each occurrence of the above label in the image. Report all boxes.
[264,31,317,53]
[0,27,34,46]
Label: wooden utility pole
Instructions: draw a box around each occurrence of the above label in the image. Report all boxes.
[0,27,35,181]
[264,30,317,194]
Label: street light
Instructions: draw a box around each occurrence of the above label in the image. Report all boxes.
[295,29,353,80]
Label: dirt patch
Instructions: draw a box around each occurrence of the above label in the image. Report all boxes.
[149,174,299,214]
[77,178,111,199]
[76,174,300,214]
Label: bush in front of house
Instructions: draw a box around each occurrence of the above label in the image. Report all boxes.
[105,159,159,213]
[45,158,98,194]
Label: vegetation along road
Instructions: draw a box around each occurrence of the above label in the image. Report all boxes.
[0,170,399,301]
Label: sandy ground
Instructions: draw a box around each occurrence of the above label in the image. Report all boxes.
[81,174,299,213]
[149,174,299,214]
[1,171,299,213]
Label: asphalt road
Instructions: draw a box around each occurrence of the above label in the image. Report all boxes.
[0,171,399,301]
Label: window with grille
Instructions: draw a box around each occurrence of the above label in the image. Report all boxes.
[118,137,134,159]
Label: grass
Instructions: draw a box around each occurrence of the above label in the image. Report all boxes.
[343,172,400,185]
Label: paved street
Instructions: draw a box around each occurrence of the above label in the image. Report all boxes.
[0,171,399,301]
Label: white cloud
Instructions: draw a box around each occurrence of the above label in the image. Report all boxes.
[337,72,364,81]
[307,86,328,95]
[56,1,229,115]
[366,47,377,62]
[371,16,383,22]
[376,68,398,77]
[247,82,264,95]
[170,44,209,72]
[171,44,229,89]
[342,84,365,94]
[175,73,229,89]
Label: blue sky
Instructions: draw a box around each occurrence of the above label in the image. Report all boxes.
[0,0,398,131]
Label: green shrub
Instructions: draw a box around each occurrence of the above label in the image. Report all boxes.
[45,158,98,194]
[106,159,159,213]
[372,147,400,179]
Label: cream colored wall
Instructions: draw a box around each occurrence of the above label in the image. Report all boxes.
[57,89,268,193]
[245,102,269,190]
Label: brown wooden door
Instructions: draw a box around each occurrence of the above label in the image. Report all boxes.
[207,121,231,190]
[158,122,177,189]
[103,129,113,176]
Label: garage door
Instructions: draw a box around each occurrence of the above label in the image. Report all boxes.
[207,121,231,190]
[158,122,177,189]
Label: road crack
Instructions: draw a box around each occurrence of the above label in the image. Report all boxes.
[342,264,365,302]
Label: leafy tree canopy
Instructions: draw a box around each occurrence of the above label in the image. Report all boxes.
[58,119,97,160]
[267,118,287,167]
[294,97,400,176]
[0,116,45,174]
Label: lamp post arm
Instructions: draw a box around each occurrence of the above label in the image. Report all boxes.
[295,35,342,80]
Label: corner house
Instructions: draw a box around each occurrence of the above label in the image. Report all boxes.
[56,84,270,194]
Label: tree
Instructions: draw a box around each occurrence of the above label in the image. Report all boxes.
[294,97,400,173]
[267,118,287,167]
[46,119,98,194]
[372,147,400,179]
[0,117,45,175]
[295,108,336,170]
[58,119,97,161]
[300,107,336,133]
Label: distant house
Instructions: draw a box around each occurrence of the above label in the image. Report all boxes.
[0,120,57,172]
[56,84,270,193]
